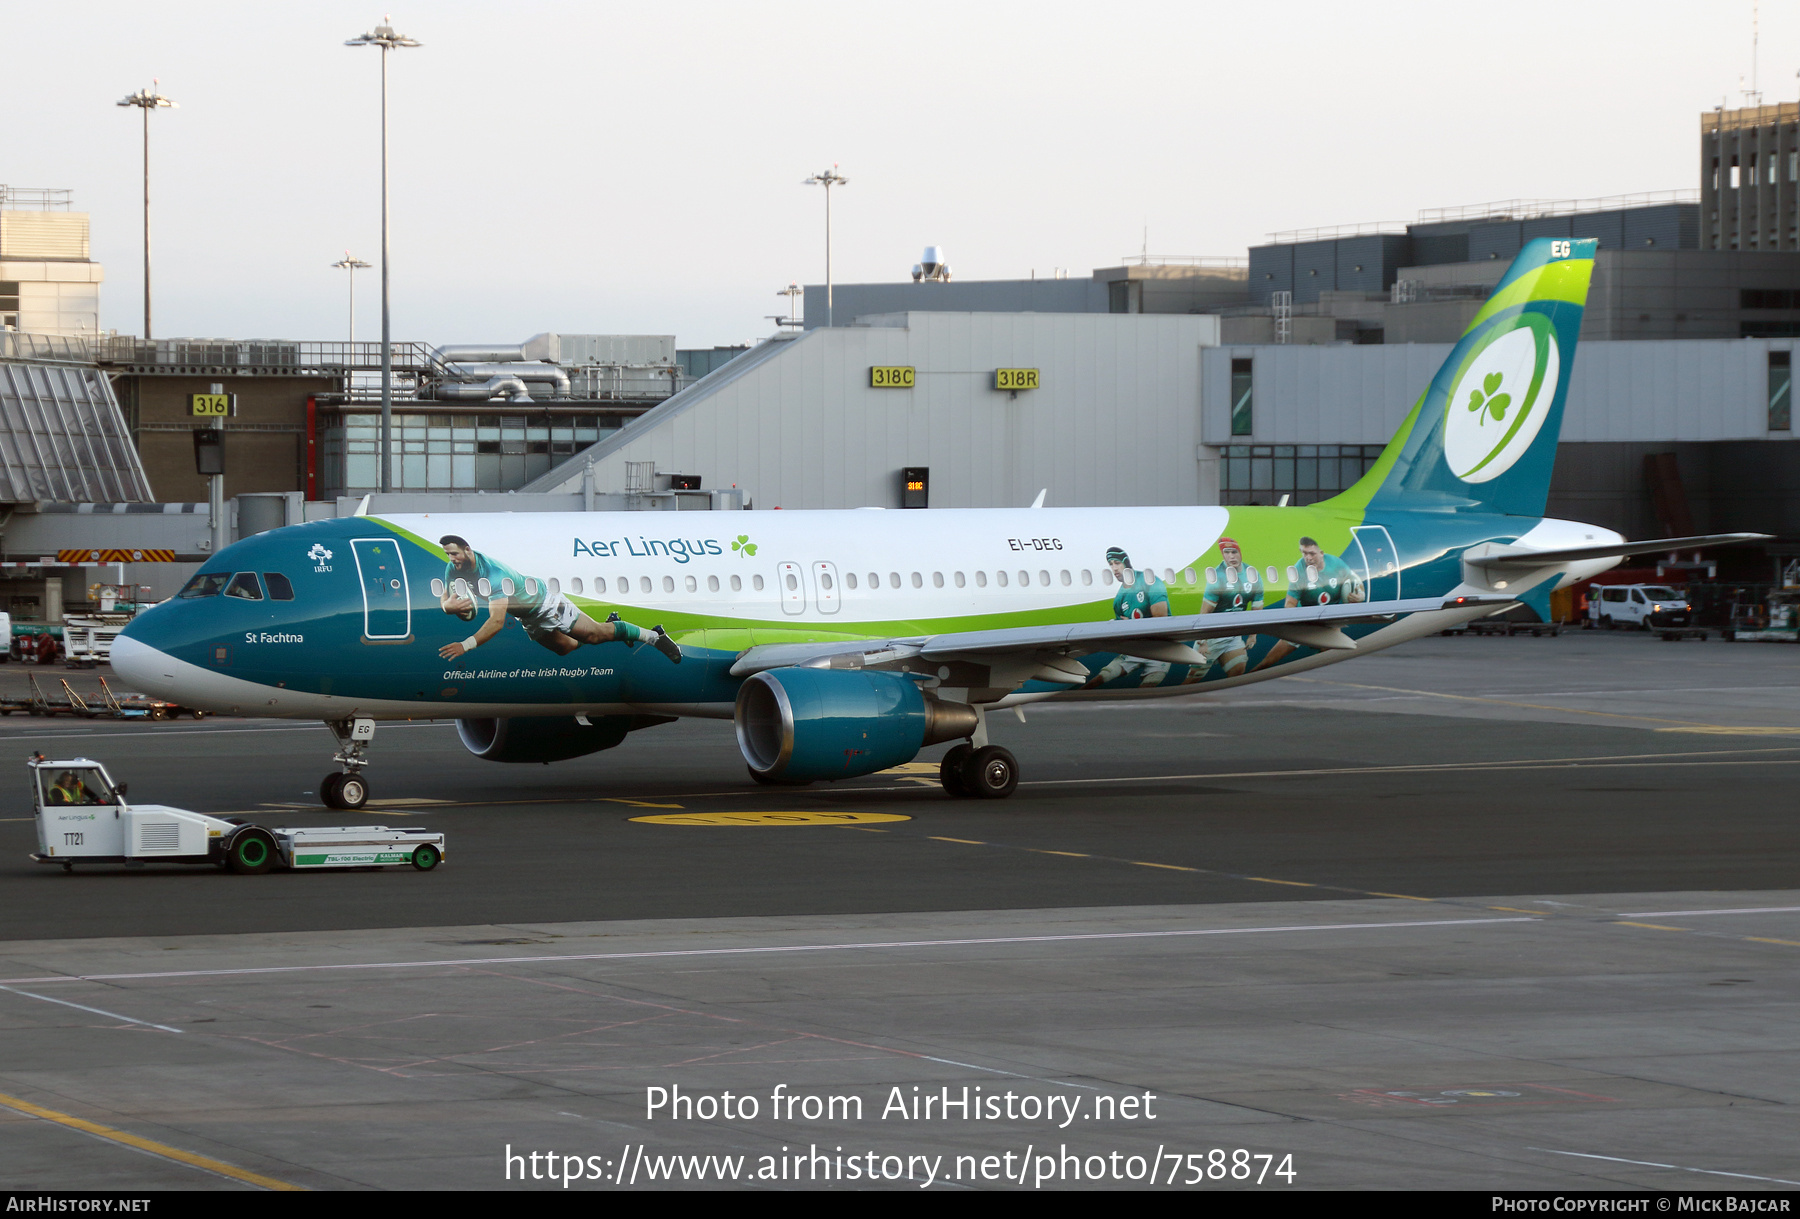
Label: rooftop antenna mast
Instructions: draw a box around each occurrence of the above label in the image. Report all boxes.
[770,281,803,330]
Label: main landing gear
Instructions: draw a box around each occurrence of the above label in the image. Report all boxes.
[937,708,1019,799]
[320,716,375,810]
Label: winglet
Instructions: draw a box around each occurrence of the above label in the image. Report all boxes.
[1030,489,1047,509]
[353,494,371,517]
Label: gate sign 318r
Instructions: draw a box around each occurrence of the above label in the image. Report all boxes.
[994,368,1039,391]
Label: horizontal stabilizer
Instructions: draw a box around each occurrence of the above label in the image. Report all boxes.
[1463,532,1772,570]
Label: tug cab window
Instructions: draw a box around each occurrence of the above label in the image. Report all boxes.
[40,765,115,808]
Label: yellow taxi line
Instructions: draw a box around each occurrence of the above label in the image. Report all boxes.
[0,1092,304,1191]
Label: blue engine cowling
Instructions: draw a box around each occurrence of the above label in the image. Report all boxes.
[457,714,674,763]
[734,667,979,782]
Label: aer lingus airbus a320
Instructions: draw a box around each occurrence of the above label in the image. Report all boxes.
[113,237,1766,807]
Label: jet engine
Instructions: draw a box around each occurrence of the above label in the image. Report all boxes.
[734,668,978,783]
[456,714,674,763]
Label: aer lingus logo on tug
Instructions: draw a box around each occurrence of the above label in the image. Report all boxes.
[1440,313,1559,484]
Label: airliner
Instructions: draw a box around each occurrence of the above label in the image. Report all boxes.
[112,238,1764,807]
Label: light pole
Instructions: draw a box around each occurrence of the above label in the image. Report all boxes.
[803,166,848,327]
[346,16,421,494]
[116,81,176,343]
[332,252,371,344]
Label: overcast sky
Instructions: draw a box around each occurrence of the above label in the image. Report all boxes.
[5,1,1789,348]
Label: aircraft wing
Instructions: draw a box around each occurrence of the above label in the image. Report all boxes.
[728,594,1485,677]
[1462,532,1771,570]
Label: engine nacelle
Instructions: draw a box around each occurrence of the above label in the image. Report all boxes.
[456,714,673,763]
[734,668,979,782]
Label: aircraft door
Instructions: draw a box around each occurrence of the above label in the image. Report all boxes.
[352,538,412,640]
[777,562,807,615]
[1349,525,1401,603]
[812,562,840,614]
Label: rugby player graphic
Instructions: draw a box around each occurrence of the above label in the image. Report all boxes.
[1185,535,1257,683]
[1251,535,1365,671]
[435,535,681,663]
[1085,546,1173,688]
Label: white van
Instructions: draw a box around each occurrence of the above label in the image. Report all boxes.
[1589,584,1691,629]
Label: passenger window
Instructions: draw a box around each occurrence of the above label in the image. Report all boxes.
[663,576,676,593]
[753,574,765,591]
[546,578,559,596]
[1102,568,1114,585]
[1287,567,1298,584]
[431,578,446,597]
[571,577,584,594]
[997,571,1009,587]
[889,572,901,589]
[707,575,720,592]
[501,578,516,596]
[1081,569,1093,586]
[177,572,230,599]
[910,573,922,588]
[954,571,966,588]
[846,572,859,590]
[866,572,878,589]
[263,572,295,600]
[785,573,798,591]
[821,572,834,590]
[975,571,988,588]
[477,578,492,597]
[1184,568,1196,585]
[640,577,652,594]
[684,575,697,592]
[1205,567,1217,584]
[1018,570,1029,586]
[1265,566,1278,584]
[525,578,538,596]
[225,573,263,600]
[1038,570,1050,586]
[731,574,742,591]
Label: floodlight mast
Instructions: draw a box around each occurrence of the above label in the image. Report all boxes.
[345,17,421,494]
[115,82,177,343]
[804,167,848,327]
[332,253,372,344]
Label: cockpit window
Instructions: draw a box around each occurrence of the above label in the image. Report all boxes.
[178,572,230,599]
[225,573,264,600]
[264,573,295,601]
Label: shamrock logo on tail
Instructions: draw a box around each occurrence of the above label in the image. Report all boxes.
[731,534,757,557]
[1466,372,1510,426]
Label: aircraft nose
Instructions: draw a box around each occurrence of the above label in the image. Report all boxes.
[109,633,179,701]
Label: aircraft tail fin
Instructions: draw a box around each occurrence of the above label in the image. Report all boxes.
[1334,237,1596,519]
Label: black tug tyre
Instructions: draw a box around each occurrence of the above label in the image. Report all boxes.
[410,843,441,872]
[939,744,973,797]
[961,746,1019,800]
[226,827,277,875]
[338,773,369,809]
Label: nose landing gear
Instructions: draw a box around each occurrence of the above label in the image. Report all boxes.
[321,716,375,810]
